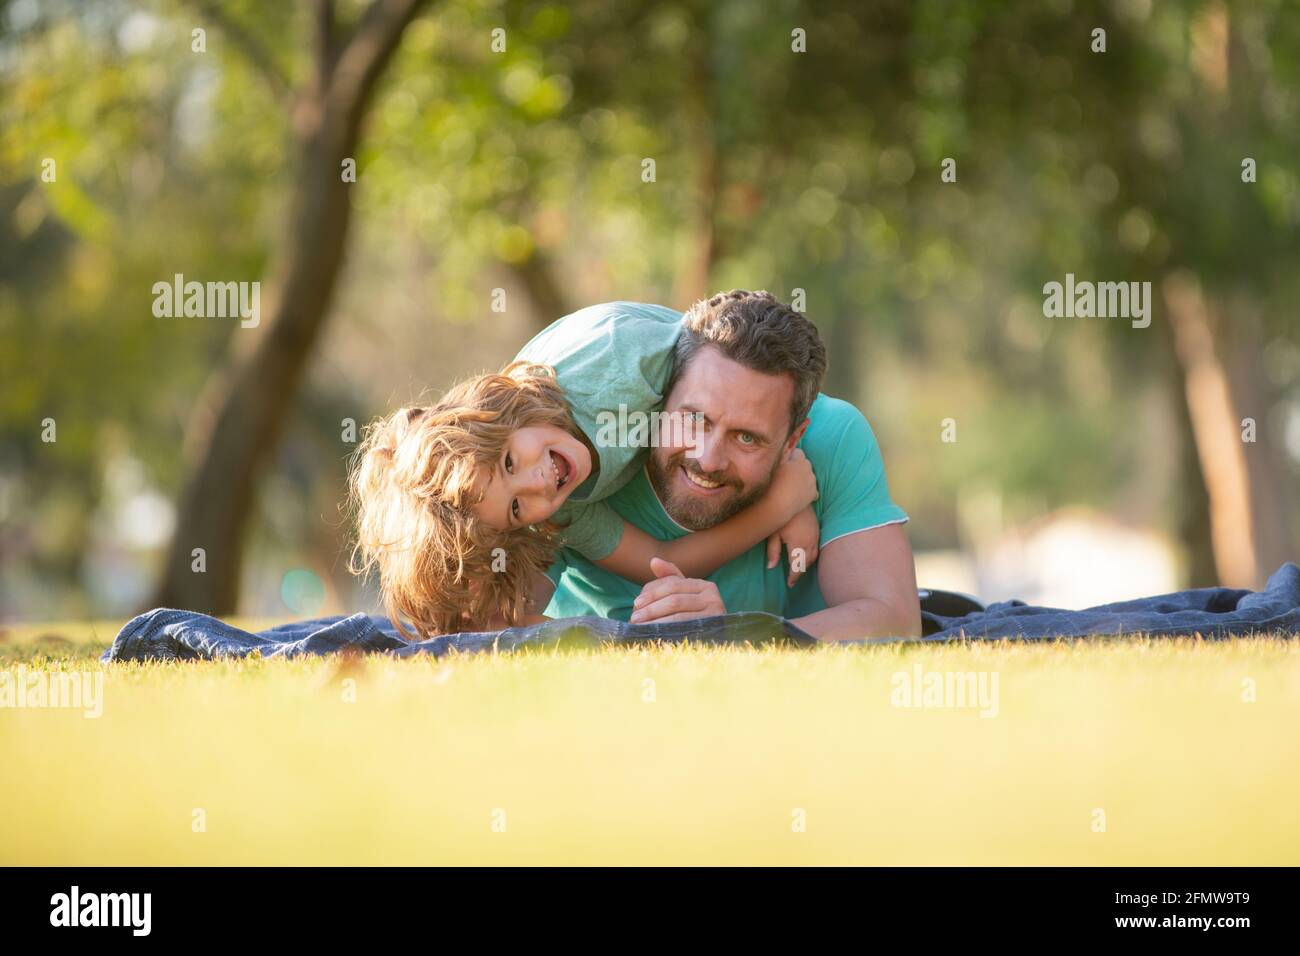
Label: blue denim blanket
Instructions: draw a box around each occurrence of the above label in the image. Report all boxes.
[101,562,1300,662]
[101,610,816,661]
[915,561,1300,642]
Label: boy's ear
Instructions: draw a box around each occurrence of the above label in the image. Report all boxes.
[784,418,810,456]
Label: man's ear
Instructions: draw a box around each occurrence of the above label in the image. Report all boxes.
[784,418,811,458]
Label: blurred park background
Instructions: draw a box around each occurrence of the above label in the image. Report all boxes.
[1,0,1297,624]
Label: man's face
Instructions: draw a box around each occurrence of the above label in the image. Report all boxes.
[648,346,801,531]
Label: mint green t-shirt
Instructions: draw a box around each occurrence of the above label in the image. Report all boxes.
[543,393,909,619]
[515,301,684,560]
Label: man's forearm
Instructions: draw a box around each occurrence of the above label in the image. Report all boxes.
[792,596,922,642]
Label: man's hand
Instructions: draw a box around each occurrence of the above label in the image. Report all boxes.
[629,557,727,624]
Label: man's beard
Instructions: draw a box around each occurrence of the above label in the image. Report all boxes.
[647,448,777,531]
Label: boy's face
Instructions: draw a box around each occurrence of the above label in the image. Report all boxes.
[472,424,592,530]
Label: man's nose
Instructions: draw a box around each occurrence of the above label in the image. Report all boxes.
[691,432,728,475]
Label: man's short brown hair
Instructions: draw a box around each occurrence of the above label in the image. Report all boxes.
[668,290,828,435]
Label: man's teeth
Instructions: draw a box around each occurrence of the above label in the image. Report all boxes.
[683,468,723,489]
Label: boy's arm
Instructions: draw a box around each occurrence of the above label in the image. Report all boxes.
[593,449,818,584]
[596,502,787,583]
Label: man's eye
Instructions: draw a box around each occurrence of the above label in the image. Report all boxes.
[505,453,513,473]
[512,499,521,520]
[737,432,756,446]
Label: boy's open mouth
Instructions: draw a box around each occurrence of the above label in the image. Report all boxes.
[550,449,572,491]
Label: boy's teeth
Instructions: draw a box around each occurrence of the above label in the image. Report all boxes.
[550,451,569,490]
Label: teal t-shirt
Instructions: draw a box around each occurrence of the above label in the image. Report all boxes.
[544,393,909,620]
[515,301,684,559]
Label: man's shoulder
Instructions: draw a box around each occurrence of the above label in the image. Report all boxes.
[800,393,879,460]
[806,392,866,425]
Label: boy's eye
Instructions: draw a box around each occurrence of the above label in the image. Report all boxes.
[505,453,514,473]
[512,498,520,521]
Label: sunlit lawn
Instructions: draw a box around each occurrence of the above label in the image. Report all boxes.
[2,620,1297,865]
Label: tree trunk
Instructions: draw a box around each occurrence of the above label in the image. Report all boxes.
[1161,271,1288,589]
[1155,298,1217,587]
[1220,290,1295,580]
[671,18,720,308]
[150,0,428,613]
[508,252,575,331]
[1158,3,1297,589]
[822,309,861,405]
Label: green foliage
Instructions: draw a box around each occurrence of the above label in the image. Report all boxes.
[2,0,1297,617]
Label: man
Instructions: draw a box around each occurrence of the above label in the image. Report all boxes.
[520,290,921,640]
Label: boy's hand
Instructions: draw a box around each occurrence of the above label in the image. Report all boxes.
[765,506,821,588]
[767,448,818,523]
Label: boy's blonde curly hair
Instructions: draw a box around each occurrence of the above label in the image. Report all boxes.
[348,361,578,638]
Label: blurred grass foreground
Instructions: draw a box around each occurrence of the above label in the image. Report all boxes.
[3,634,1298,865]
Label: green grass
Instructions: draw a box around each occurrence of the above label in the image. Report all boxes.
[2,620,1297,865]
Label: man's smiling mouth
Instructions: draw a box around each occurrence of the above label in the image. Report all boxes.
[680,465,725,491]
